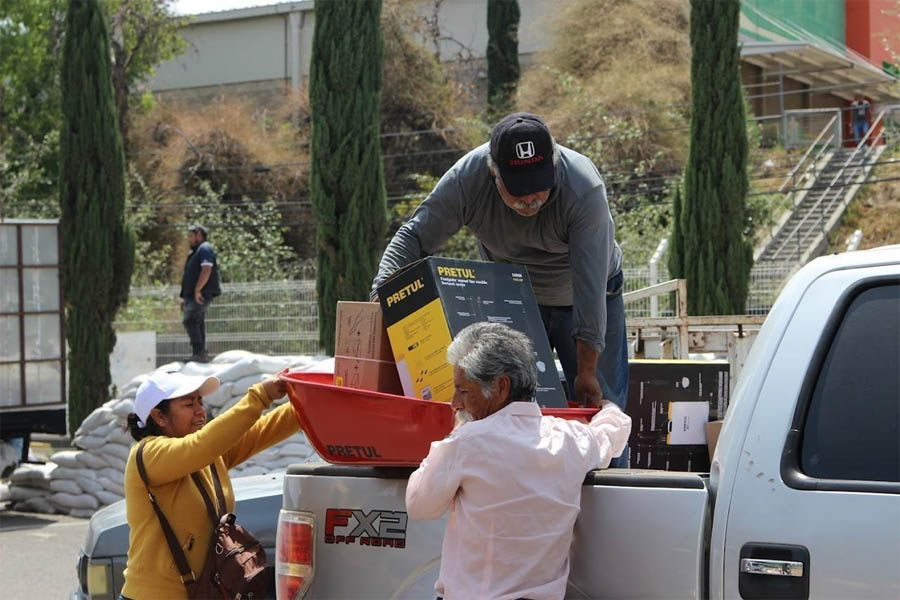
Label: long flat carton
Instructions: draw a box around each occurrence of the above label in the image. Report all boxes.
[377,257,567,407]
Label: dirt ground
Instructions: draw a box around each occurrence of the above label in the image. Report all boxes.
[831,157,900,251]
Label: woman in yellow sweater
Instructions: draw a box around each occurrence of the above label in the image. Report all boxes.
[119,370,300,600]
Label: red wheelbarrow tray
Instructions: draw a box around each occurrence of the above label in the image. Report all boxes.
[281,371,599,467]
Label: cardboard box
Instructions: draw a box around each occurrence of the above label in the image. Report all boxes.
[626,360,730,471]
[377,257,567,407]
[706,420,723,461]
[334,301,404,395]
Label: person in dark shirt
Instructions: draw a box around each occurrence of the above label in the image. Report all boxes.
[850,94,871,146]
[371,114,629,468]
[179,224,221,362]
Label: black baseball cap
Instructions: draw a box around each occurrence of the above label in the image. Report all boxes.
[187,224,208,238]
[489,112,556,196]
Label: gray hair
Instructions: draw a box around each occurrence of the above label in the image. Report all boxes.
[446,322,537,403]
[486,138,560,181]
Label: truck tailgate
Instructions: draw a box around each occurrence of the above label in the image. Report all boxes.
[283,464,446,599]
[285,464,708,599]
[569,470,709,599]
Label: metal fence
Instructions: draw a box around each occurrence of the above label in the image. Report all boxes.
[117,263,796,365]
[115,280,319,364]
[747,262,798,315]
[622,266,674,318]
[782,108,843,149]
[624,261,798,317]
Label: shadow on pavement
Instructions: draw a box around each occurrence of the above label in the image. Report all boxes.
[0,508,69,531]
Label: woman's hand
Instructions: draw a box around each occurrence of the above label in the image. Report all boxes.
[262,368,289,401]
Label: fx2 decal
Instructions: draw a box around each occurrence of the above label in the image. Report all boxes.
[324,508,408,549]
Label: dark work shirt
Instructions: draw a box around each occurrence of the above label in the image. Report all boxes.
[180,241,221,299]
[371,143,622,354]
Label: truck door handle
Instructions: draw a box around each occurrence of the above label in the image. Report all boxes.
[740,558,804,577]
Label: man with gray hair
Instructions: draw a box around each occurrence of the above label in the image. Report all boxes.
[406,322,631,600]
[372,113,628,455]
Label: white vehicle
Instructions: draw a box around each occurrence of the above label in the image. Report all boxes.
[276,246,899,599]
[75,246,900,599]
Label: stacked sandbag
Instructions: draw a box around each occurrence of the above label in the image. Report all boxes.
[0,439,19,478]
[5,352,331,518]
[0,462,58,514]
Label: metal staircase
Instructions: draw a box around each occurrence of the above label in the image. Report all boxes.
[750,109,890,305]
[756,147,863,263]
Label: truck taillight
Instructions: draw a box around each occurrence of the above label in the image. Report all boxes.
[276,509,315,599]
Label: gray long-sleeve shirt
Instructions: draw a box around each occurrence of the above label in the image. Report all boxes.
[372,143,623,353]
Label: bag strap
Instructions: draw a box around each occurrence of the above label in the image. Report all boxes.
[190,462,227,526]
[136,441,197,586]
[210,463,227,516]
[191,472,219,526]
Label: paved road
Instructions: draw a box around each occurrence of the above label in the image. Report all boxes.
[0,509,87,599]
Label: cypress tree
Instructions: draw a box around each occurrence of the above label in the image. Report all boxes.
[667,184,684,279]
[675,0,752,315]
[487,0,520,118]
[309,0,388,354]
[59,0,135,433]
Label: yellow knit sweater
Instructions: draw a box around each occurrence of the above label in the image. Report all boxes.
[121,383,300,599]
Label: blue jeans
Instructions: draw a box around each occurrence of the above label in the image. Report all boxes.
[853,120,869,145]
[539,269,630,468]
[182,297,211,355]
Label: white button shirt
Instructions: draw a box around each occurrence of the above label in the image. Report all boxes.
[405,400,631,600]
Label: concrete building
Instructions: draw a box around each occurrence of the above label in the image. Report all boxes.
[147,0,897,136]
[147,0,555,101]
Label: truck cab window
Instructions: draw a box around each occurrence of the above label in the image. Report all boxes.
[801,283,900,482]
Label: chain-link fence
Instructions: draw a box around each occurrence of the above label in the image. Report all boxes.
[747,262,798,315]
[117,261,796,365]
[623,266,675,318]
[116,278,319,365]
[782,108,843,149]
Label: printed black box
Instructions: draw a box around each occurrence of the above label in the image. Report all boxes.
[377,257,567,407]
[626,359,730,471]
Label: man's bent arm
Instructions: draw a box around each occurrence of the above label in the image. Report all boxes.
[195,265,212,293]
[574,340,603,406]
[405,438,462,520]
[586,401,631,469]
[371,169,467,298]
[568,183,616,354]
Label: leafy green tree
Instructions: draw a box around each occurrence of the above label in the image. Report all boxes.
[0,0,66,216]
[486,0,520,118]
[59,0,136,433]
[671,0,751,314]
[107,0,187,150]
[667,184,684,278]
[310,0,388,354]
[0,0,184,217]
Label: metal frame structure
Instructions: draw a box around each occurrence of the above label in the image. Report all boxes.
[0,219,67,437]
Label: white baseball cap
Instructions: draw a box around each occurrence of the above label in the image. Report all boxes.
[134,372,220,427]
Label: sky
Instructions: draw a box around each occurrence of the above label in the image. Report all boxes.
[171,0,274,16]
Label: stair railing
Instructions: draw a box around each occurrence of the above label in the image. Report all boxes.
[778,113,838,196]
[771,109,886,262]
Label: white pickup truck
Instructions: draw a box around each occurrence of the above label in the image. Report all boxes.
[275,246,900,599]
[74,246,899,599]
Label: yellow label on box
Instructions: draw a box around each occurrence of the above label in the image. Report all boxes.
[386,297,454,402]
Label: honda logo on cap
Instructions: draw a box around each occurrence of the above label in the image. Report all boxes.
[515,141,535,160]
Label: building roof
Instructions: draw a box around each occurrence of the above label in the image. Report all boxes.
[740,39,898,103]
[184,1,312,24]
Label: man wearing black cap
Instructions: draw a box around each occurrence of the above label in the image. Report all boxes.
[372,113,628,465]
[180,224,221,362]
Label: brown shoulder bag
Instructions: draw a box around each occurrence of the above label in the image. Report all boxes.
[137,441,270,599]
